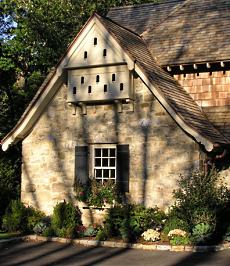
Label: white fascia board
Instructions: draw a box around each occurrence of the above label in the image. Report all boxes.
[1,15,214,152]
[2,75,64,151]
[58,17,99,72]
[1,17,98,151]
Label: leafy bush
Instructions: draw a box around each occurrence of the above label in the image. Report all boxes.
[51,201,81,238]
[224,234,230,242]
[96,229,108,241]
[84,225,99,237]
[191,207,216,227]
[27,207,46,232]
[75,225,86,237]
[170,169,230,243]
[33,222,48,235]
[2,200,27,232]
[75,179,121,208]
[173,170,229,229]
[102,204,166,241]
[42,227,55,237]
[192,223,213,244]
[163,217,189,235]
[2,200,45,233]
[170,235,190,246]
[0,149,21,227]
[56,227,75,238]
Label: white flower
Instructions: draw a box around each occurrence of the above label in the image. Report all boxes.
[141,229,160,242]
[168,229,187,238]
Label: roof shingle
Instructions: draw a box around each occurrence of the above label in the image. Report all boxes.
[107,0,230,66]
[98,14,229,145]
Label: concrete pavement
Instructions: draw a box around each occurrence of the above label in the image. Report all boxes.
[0,241,230,266]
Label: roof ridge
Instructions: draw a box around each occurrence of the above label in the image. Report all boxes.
[108,0,183,10]
[141,0,190,38]
[97,13,143,40]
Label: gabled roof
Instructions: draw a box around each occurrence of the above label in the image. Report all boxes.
[97,15,229,149]
[1,13,229,152]
[107,0,230,66]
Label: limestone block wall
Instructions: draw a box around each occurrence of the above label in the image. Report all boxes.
[21,76,200,217]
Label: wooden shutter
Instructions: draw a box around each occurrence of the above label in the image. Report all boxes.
[117,144,129,193]
[75,146,88,184]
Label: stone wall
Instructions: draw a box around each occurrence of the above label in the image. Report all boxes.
[21,76,200,222]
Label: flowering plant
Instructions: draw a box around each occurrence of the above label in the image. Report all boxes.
[75,225,86,237]
[141,229,160,242]
[168,229,187,238]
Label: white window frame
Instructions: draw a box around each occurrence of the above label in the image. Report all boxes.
[91,144,117,183]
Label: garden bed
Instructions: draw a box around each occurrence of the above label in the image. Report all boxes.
[22,234,230,252]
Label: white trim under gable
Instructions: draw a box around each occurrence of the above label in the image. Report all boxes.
[1,14,215,152]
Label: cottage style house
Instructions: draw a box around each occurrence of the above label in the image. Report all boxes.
[1,0,230,223]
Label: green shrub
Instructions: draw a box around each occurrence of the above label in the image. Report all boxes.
[27,207,46,232]
[2,200,27,232]
[96,229,108,241]
[75,225,86,237]
[84,226,98,237]
[2,200,45,233]
[170,235,191,246]
[33,222,48,235]
[56,227,75,238]
[171,169,230,240]
[102,204,166,241]
[42,227,55,237]
[75,179,121,208]
[163,217,190,235]
[51,201,81,238]
[191,207,216,227]
[224,234,230,242]
[192,223,213,244]
[0,149,21,227]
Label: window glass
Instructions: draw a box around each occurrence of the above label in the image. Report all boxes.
[93,146,116,183]
[95,149,101,157]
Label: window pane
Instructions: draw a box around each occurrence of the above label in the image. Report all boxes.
[103,169,110,178]
[102,158,108,167]
[110,148,115,157]
[95,148,101,157]
[110,158,115,167]
[102,148,108,157]
[95,169,102,178]
[95,158,101,167]
[111,169,115,179]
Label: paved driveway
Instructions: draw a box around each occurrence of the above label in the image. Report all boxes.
[0,241,230,266]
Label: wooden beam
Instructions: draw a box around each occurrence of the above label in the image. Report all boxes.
[126,99,134,112]
[114,100,123,113]
[79,102,87,115]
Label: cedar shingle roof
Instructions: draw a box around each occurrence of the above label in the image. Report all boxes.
[2,12,229,151]
[107,0,230,66]
[97,14,229,145]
